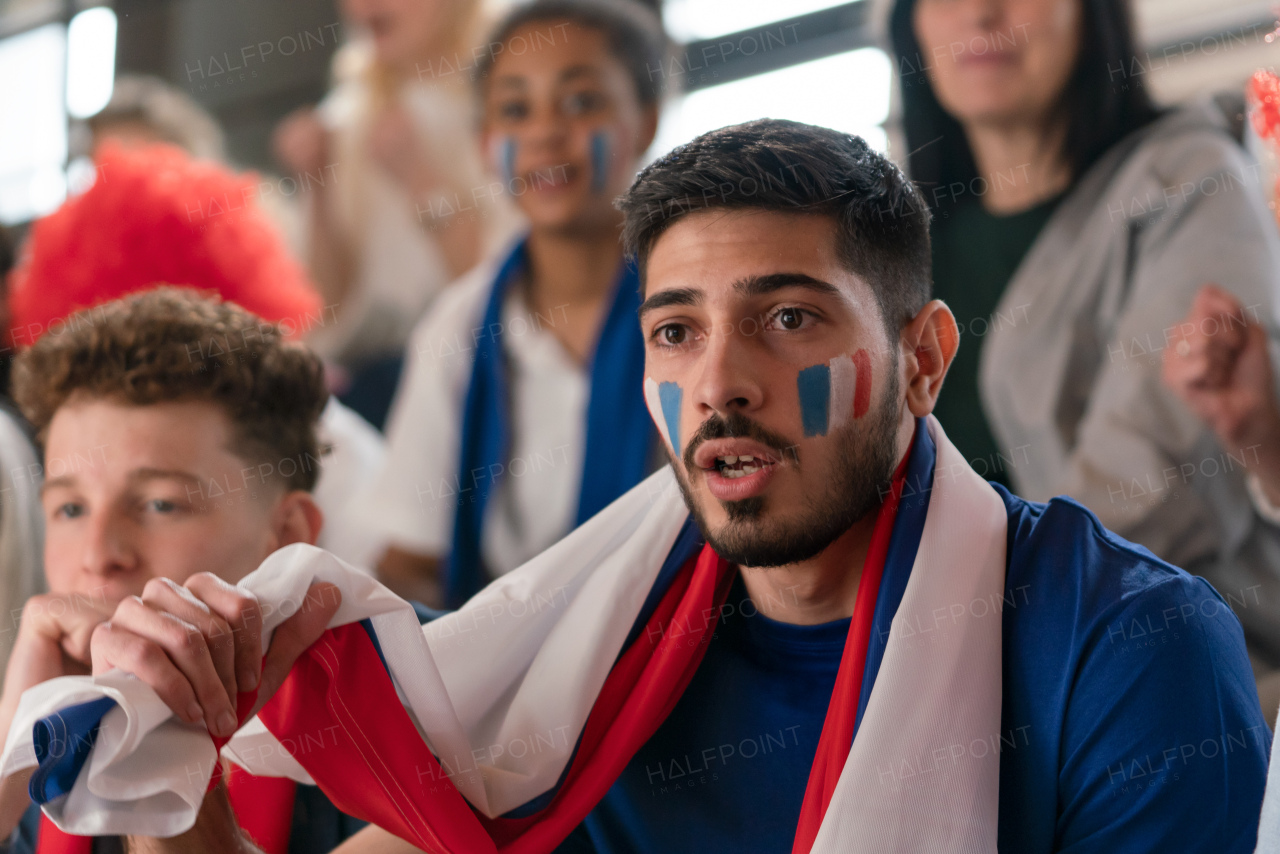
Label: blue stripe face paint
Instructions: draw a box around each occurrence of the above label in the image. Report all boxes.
[797,363,832,437]
[645,377,683,454]
[589,130,610,194]
[494,136,517,186]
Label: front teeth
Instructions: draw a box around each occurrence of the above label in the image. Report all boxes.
[716,456,763,478]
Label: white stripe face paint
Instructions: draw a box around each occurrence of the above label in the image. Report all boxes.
[827,353,858,432]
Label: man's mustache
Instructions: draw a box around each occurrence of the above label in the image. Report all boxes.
[681,411,798,470]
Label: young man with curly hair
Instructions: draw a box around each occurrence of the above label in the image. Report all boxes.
[0,288,357,853]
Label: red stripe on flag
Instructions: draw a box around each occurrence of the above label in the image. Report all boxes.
[790,446,911,854]
[487,543,731,853]
[258,544,729,854]
[259,623,491,853]
[226,766,297,854]
[36,815,90,854]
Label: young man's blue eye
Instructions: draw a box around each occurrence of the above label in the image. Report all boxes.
[57,503,85,519]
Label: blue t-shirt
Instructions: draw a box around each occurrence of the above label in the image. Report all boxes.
[557,422,1270,854]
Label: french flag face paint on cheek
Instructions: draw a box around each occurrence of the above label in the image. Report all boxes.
[644,377,682,454]
[797,349,872,437]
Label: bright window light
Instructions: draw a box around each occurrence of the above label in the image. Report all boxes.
[0,23,68,224]
[664,0,856,42]
[66,6,117,119]
[649,48,892,161]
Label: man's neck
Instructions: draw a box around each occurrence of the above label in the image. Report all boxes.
[963,117,1071,214]
[737,510,880,626]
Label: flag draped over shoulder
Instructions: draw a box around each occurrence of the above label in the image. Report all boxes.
[0,417,1009,853]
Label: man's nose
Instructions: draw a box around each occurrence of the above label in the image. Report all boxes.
[690,321,765,419]
[82,511,136,576]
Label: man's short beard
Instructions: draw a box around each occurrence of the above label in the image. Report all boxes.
[671,365,902,568]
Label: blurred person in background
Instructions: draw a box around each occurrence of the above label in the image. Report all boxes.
[360,0,667,607]
[85,74,306,257]
[87,74,228,162]
[889,0,1280,699]
[273,0,521,429]
[1163,284,1280,717]
[5,143,387,573]
[0,227,44,684]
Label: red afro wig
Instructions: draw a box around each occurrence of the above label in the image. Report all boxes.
[7,142,322,348]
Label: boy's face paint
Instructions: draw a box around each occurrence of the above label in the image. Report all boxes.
[797,350,872,437]
[488,135,518,186]
[480,23,654,230]
[588,129,611,194]
[644,377,682,455]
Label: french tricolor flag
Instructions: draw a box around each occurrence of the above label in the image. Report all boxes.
[1,418,1008,854]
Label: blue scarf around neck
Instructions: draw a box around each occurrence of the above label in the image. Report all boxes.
[445,239,653,607]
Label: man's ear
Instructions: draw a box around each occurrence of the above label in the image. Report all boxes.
[900,300,960,418]
[270,491,324,550]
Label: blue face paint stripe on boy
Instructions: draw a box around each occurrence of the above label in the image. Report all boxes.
[658,381,682,453]
[797,363,832,437]
[590,131,609,194]
[502,138,517,186]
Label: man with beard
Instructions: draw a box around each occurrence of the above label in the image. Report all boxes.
[12,120,1270,853]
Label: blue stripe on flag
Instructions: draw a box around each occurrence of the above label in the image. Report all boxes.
[29,696,118,804]
[855,418,934,738]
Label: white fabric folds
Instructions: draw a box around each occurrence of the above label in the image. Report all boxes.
[0,417,1007,852]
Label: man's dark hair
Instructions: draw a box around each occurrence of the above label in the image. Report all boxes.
[617,119,933,330]
[888,0,1160,205]
[475,0,671,106]
[13,287,329,493]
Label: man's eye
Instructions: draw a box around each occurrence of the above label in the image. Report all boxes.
[658,325,687,346]
[55,502,85,520]
[146,499,178,514]
[771,307,810,331]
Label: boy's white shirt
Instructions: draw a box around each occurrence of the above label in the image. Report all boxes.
[356,241,589,578]
[1,417,1006,853]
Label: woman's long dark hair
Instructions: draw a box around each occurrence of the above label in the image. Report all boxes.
[888,0,1160,206]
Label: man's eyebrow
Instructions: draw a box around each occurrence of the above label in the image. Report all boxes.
[128,468,202,485]
[735,273,842,298]
[638,287,703,320]
[41,475,77,494]
[561,65,602,83]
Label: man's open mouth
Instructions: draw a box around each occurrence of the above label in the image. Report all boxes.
[712,454,772,479]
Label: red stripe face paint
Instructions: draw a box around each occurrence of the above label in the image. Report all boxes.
[852,349,872,419]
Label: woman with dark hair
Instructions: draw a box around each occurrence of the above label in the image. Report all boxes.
[889,0,1280,695]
